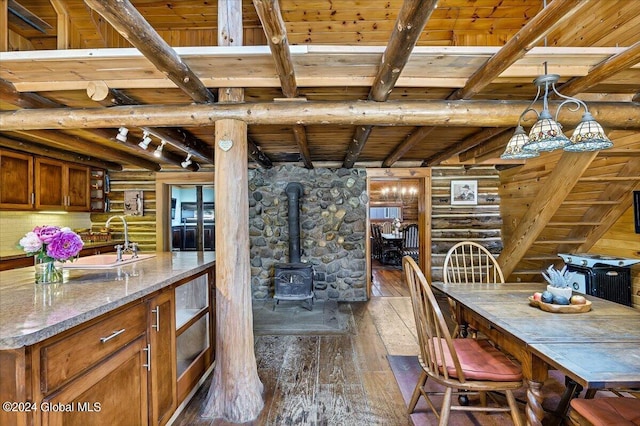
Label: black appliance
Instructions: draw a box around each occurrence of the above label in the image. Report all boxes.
[558,253,639,306]
[273,183,314,310]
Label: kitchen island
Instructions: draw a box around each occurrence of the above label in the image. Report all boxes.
[0,251,215,426]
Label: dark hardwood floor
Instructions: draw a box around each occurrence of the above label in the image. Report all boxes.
[172,262,567,425]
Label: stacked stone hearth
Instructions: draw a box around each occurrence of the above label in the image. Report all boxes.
[249,165,368,301]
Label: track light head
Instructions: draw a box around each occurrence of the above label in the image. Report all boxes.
[181,154,192,168]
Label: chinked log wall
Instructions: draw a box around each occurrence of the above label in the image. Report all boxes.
[90,170,157,252]
[430,166,502,282]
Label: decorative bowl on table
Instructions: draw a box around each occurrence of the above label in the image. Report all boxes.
[528,296,592,313]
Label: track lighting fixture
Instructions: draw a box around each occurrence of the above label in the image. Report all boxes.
[154,140,166,158]
[116,127,129,142]
[181,154,192,168]
[138,131,152,149]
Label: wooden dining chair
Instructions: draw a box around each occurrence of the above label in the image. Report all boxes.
[401,223,419,261]
[569,397,640,426]
[381,221,393,234]
[403,256,524,426]
[443,241,504,337]
[370,223,383,260]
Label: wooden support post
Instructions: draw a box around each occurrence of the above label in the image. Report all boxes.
[203,1,263,422]
[202,88,264,422]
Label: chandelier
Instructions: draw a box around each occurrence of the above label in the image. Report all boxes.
[501,72,613,160]
[381,183,417,204]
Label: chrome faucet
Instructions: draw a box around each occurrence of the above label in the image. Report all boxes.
[106,215,131,259]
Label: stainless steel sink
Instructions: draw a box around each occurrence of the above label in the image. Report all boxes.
[61,253,155,269]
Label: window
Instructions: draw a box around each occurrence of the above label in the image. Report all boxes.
[370,206,402,220]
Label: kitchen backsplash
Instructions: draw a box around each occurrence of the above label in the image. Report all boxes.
[0,211,92,252]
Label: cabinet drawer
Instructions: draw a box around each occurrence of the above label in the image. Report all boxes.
[40,303,147,393]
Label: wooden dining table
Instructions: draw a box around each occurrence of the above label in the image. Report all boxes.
[431,281,640,426]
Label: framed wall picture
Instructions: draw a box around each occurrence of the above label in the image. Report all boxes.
[634,190,640,234]
[451,180,478,205]
[124,190,144,216]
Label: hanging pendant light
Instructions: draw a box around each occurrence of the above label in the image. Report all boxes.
[500,125,540,159]
[563,112,613,152]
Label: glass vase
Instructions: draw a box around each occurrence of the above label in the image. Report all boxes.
[35,257,63,284]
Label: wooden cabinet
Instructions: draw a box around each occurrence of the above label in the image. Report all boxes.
[171,225,215,251]
[41,336,149,426]
[35,158,90,211]
[175,270,215,403]
[147,290,176,426]
[0,266,215,426]
[37,303,149,426]
[0,150,34,209]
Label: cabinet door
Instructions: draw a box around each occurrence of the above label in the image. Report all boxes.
[0,150,34,209]
[148,291,176,426]
[171,227,182,251]
[66,164,90,211]
[35,158,65,210]
[41,336,149,426]
[182,227,197,250]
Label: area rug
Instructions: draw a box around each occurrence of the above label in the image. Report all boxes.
[387,355,570,426]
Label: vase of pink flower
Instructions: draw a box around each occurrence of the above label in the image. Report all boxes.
[19,226,84,284]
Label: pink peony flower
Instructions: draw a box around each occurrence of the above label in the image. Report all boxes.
[34,226,61,244]
[46,230,84,261]
[19,232,43,254]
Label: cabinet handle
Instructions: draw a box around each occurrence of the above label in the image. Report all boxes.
[100,328,125,343]
[31,192,35,205]
[143,344,151,371]
[151,306,160,331]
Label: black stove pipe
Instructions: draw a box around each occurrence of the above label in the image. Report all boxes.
[285,182,304,264]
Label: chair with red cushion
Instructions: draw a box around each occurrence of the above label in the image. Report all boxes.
[403,256,524,426]
[569,397,640,426]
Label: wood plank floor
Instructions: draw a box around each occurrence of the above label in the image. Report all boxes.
[171,265,562,425]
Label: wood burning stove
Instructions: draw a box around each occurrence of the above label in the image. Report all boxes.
[559,253,639,306]
[274,182,314,310]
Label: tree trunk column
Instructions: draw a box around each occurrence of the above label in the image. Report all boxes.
[202,88,264,422]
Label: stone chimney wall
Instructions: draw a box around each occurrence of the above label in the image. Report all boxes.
[249,165,368,301]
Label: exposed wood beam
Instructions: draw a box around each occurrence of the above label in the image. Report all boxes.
[450,0,588,101]
[1,78,61,108]
[343,0,438,168]
[50,0,69,49]
[252,0,295,97]
[558,158,640,254]
[3,100,638,130]
[247,136,273,169]
[7,0,52,33]
[88,84,214,163]
[290,124,312,169]
[1,78,166,170]
[498,151,598,278]
[1,78,196,170]
[10,129,161,171]
[253,0,312,168]
[1,0,8,52]
[557,41,640,96]
[382,127,435,168]
[423,127,510,166]
[0,136,122,170]
[83,0,215,104]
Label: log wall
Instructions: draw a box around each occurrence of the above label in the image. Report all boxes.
[430,166,502,282]
[90,169,157,252]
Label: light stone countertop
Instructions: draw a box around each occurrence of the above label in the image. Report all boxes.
[0,251,215,350]
[0,240,126,261]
